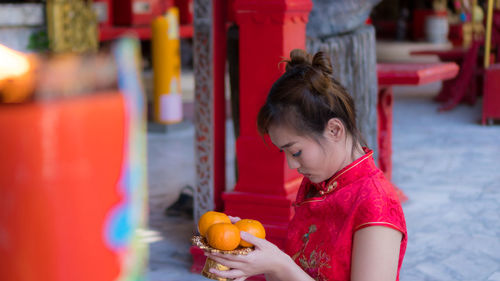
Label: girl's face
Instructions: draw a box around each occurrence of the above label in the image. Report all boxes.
[268,120,352,183]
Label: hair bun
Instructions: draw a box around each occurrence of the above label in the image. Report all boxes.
[286,49,312,71]
[285,49,333,77]
[311,51,333,76]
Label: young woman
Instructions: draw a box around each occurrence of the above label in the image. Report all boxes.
[206,49,407,281]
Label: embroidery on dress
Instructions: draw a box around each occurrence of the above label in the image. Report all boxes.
[292,225,331,281]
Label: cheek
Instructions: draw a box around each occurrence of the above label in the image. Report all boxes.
[302,148,326,170]
[304,152,331,182]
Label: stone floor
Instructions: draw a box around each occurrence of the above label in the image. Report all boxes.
[391,84,500,281]
[145,82,500,281]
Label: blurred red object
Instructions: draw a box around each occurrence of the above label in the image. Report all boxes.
[174,0,193,25]
[482,64,500,124]
[376,62,459,202]
[377,86,393,181]
[227,0,237,23]
[448,23,465,46]
[0,92,125,281]
[113,0,166,26]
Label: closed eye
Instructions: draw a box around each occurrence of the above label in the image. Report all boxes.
[292,151,302,157]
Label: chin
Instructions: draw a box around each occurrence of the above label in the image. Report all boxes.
[307,175,321,183]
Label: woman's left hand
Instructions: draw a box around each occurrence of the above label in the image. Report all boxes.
[205,231,290,281]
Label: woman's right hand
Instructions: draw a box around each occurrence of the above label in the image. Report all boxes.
[206,231,287,280]
[206,231,314,281]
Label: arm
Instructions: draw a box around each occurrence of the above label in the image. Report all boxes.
[351,226,402,281]
[206,231,314,281]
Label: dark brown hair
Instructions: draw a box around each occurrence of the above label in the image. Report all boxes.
[257,49,366,151]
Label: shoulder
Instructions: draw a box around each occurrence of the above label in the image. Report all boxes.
[351,174,407,235]
[353,171,400,205]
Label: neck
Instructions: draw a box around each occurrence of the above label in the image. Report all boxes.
[340,138,364,171]
[351,142,364,160]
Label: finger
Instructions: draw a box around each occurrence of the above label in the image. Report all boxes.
[209,268,247,279]
[228,215,241,223]
[206,253,244,269]
[234,277,247,281]
[240,231,267,248]
[210,251,251,262]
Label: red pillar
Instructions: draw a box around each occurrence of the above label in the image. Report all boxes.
[213,0,227,211]
[377,86,393,181]
[223,0,312,249]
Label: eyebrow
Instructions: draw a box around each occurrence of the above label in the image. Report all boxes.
[279,142,297,150]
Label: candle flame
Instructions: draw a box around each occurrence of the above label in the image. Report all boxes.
[0,44,31,80]
[0,44,36,103]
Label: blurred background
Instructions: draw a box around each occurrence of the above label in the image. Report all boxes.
[0,0,499,281]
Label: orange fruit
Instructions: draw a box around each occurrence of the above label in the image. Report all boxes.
[234,219,266,247]
[206,223,241,251]
[198,211,231,237]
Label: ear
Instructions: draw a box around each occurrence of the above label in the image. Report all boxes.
[325,118,345,141]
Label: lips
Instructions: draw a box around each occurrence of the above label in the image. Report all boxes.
[299,171,311,177]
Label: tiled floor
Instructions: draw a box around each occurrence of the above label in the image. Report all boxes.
[145,82,500,281]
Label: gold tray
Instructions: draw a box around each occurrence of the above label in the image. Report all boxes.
[191,236,253,281]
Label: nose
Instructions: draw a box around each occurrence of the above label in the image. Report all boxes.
[286,154,300,170]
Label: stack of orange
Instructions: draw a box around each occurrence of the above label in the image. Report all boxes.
[197,211,266,251]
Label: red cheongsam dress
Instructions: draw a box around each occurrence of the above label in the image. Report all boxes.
[285,149,407,281]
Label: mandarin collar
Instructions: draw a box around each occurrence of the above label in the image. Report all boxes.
[312,148,376,196]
